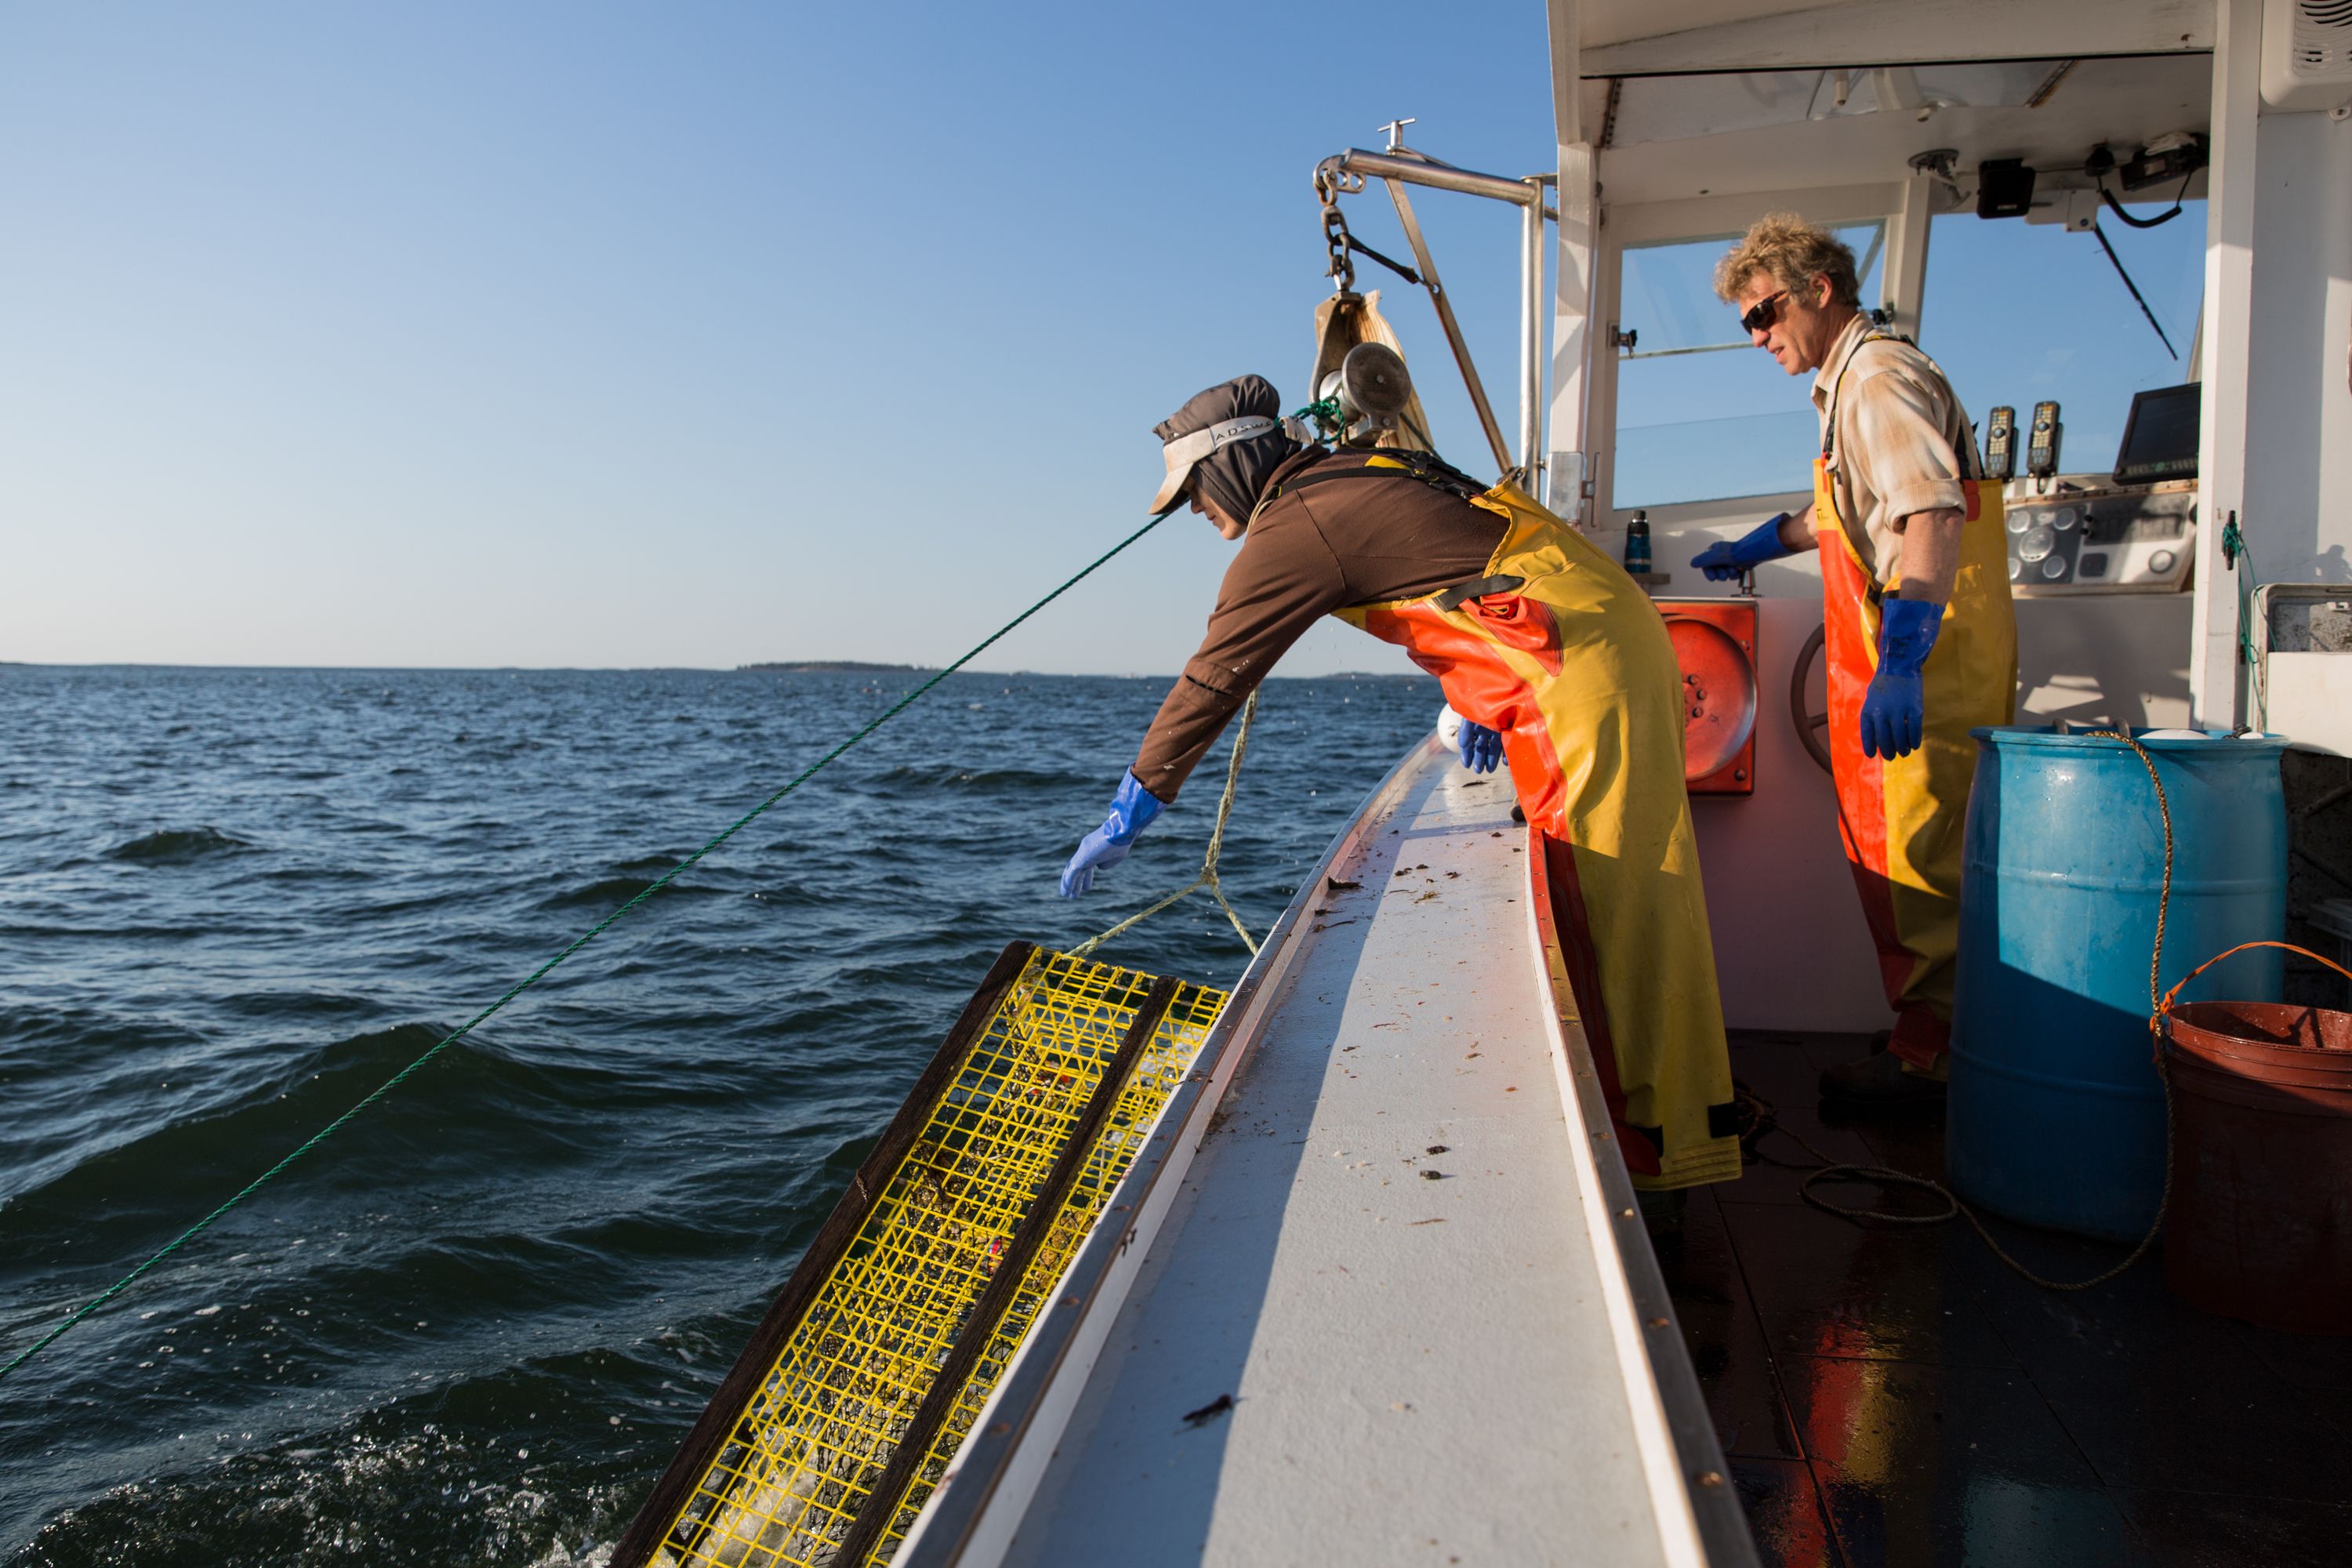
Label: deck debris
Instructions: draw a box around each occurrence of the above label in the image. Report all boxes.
[1180,1393,1235,1429]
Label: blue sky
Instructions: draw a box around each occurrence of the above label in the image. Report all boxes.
[2,6,2210,673]
[2,2,1552,673]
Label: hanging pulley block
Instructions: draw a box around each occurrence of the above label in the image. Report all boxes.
[1317,342,1414,444]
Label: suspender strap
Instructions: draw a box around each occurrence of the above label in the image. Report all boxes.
[1432,574,1528,612]
[1820,328,1982,482]
[1266,448,1487,505]
[1820,330,1886,463]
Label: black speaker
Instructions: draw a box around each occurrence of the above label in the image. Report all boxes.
[1976,158,2036,219]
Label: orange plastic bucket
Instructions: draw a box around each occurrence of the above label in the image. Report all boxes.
[2158,942,2352,1335]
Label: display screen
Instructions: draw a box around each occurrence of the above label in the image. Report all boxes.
[2114,383,2201,483]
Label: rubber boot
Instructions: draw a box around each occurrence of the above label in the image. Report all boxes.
[1636,1185,1689,1235]
[1819,1045,1944,1107]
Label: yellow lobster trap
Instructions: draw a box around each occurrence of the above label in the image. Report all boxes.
[610,940,1226,1568]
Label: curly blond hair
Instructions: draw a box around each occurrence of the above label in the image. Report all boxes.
[1713,213,1861,308]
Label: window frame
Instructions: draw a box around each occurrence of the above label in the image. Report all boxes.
[1592,181,1926,525]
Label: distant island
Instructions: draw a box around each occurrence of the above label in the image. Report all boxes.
[733,662,1430,680]
[737,660,940,673]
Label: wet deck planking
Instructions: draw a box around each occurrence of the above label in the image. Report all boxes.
[1661,1029,2352,1568]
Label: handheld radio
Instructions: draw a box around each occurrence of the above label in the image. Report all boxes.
[2027,400,2063,485]
[1984,406,2016,481]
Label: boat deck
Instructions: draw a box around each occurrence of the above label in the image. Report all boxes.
[901,742,1739,1566]
[999,751,1704,1565]
[1680,1029,2352,1568]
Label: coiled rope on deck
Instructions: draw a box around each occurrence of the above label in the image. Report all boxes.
[0,513,1176,1386]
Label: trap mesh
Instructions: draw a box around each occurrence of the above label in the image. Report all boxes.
[650,949,1226,1568]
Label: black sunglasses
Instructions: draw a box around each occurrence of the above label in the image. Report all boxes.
[1739,289,1791,335]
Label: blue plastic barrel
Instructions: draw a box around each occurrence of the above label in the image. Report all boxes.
[1948,727,2287,1240]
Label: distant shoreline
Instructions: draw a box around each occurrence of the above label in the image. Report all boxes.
[736,660,936,673]
[0,661,1428,681]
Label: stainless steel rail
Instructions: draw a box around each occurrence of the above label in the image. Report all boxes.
[1323,147,1551,211]
[1316,148,1556,481]
[1381,173,1513,474]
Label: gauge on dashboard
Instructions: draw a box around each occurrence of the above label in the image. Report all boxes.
[2000,475,2195,594]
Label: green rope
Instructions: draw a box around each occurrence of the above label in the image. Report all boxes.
[1290,397,1344,441]
[1070,688,1260,960]
[0,513,1172,1388]
[2223,515,2267,729]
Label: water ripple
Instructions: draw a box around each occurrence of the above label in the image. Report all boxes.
[0,664,1437,1561]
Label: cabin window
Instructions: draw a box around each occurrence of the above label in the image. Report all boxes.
[1610,223,1886,510]
[1915,201,2206,478]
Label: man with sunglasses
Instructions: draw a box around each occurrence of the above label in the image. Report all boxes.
[1693,215,2016,1106]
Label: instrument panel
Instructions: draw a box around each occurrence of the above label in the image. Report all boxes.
[2003,477,2196,596]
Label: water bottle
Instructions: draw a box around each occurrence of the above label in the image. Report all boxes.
[1624,510,1652,575]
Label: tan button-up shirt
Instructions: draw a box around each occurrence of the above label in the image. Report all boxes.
[1810,314,1976,588]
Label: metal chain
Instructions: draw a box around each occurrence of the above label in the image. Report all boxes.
[1070,690,1259,960]
[1317,171,1356,295]
[1765,729,2177,1293]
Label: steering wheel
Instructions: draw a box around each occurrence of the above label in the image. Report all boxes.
[1791,623,1834,774]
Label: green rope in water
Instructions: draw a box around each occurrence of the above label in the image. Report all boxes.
[0,513,1172,1388]
[1069,688,1260,960]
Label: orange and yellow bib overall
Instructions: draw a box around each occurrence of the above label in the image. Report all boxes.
[1337,474,1741,1190]
[1817,335,2016,1069]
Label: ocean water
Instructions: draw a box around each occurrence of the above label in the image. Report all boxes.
[0,664,1439,1566]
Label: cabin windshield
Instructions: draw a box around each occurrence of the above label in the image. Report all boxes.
[1612,223,1886,510]
[1607,195,2207,510]
[1918,199,2207,478]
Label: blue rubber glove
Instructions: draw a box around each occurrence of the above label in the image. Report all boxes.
[1059,771,1166,897]
[1859,597,1944,760]
[1690,514,1795,582]
[1457,720,1503,773]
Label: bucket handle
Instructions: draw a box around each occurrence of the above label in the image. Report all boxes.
[2156,941,2352,1029]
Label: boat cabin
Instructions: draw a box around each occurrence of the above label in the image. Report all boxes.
[1543,2,2350,1045]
